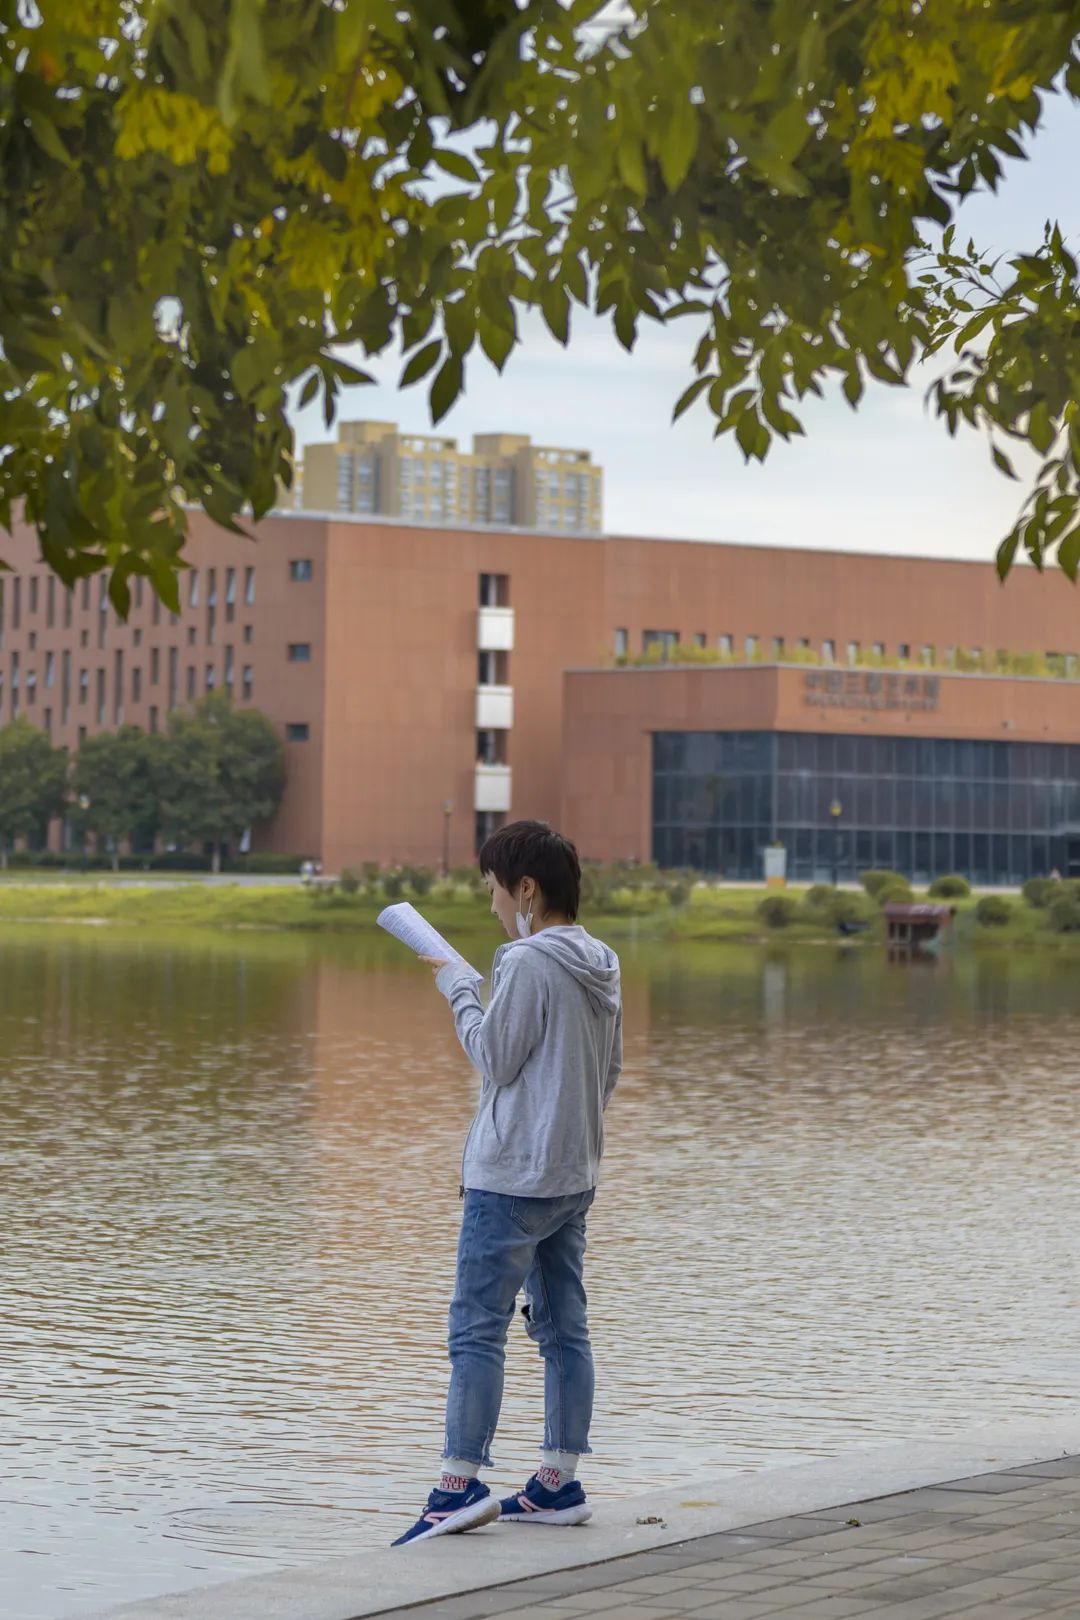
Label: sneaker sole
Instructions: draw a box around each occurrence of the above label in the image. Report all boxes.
[500,1503,593,1526]
[402,1496,502,1544]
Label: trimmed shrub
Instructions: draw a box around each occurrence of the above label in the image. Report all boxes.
[1048,892,1080,933]
[403,864,435,897]
[804,883,838,912]
[339,867,362,895]
[859,868,906,899]
[876,878,914,906]
[381,869,404,900]
[975,893,1012,926]
[928,873,971,899]
[665,880,690,908]
[758,894,797,928]
[1022,876,1056,909]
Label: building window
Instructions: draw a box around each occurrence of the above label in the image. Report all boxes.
[287,643,312,662]
[96,667,106,725]
[244,566,255,604]
[188,626,196,646]
[242,665,253,701]
[61,650,70,725]
[718,634,733,656]
[186,665,195,700]
[189,570,199,608]
[479,573,509,607]
[46,576,55,628]
[898,643,911,661]
[289,559,313,582]
[207,603,216,645]
[168,647,178,709]
[243,625,253,644]
[205,663,216,690]
[643,629,679,660]
[872,641,885,658]
[286,722,309,741]
[80,628,88,649]
[224,646,234,695]
[133,627,142,648]
[771,636,784,658]
[132,666,142,703]
[11,577,20,630]
[44,651,55,688]
[26,671,36,706]
[694,632,707,648]
[79,668,88,705]
[63,585,72,629]
[745,635,758,658]
[43,706,51,733]
[29,576,38,615]
[114,649,123,723]
[846,640,860,664]
[822,639,836,662]
[28,630,36,652]
[151,647,160,685]
[921,644,935,666]
[614,628,628,658]
[152,593,161,627]
[135,577,144,611]
[149,706,159,734]
[225,567,236,621]
[797,637,810,650]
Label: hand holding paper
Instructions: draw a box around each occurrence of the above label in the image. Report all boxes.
[377,901,484,982]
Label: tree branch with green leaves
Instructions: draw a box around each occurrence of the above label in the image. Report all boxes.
[2,0,1079,606]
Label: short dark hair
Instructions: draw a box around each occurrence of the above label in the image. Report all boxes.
[478,820,581,921]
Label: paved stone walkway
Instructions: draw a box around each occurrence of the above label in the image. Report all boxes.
[379,1457,1080,1620]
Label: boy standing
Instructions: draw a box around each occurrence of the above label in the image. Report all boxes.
[392,821,622,1546]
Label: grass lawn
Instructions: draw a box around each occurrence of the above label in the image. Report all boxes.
[0,874,1068,949]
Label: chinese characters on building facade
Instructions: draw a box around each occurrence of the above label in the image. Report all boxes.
[803,669,940,712]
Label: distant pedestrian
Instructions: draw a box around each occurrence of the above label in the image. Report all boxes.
[393,820,622,1546]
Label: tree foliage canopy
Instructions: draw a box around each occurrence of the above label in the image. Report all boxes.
[0,718,67,863]
[153,692,285,860]
[3,0,1080,597]
[71,724,160,862]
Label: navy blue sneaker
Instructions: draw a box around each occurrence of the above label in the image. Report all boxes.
[498,1473,592,1526]
[391,1479,500,1546]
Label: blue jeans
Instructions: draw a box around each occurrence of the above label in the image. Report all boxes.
[443,1188,597,1468]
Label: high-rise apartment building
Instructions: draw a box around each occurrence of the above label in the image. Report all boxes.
[292,420,603,533]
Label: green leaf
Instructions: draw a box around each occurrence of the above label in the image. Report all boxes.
[400,340,442,387]
[673,375,712,422]
[298,370,320,408]
[433,148,480,184]
[843,370,863,407]
[617,138,646,194]
[660,97,698,191]
[429,354,463,424]
[27,114,73,168]
[316,132,347,181]
[541,282,570,345]
[478,316,514,373]
[991,444,1018,480]
[1057,526,1080,581]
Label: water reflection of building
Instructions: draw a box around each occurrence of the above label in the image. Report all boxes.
[4,501,1080,881]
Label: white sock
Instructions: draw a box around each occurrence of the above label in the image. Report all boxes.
[439,1458,479,1493]
[537,1450,579,1491]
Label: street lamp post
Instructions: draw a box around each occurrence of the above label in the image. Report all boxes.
[441,799,453,877]
[829,798,843,887]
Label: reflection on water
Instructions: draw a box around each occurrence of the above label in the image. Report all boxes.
[3,928,1080,1619]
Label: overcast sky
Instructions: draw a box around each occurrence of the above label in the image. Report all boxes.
[287,91,1080,565]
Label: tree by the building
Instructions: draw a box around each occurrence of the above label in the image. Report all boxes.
[153,693,285,872]
[0,720,68,868]
[2,1,1079,595]
[71,726,161,870]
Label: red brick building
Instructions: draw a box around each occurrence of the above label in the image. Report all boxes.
[2,509,1079,879]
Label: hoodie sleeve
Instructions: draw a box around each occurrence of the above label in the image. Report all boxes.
[602,1001,623,1111]
[435,949,546,1087]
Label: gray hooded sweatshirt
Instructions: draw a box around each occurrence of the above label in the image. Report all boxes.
[436,925,622,1197]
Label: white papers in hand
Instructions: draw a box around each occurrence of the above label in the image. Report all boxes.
[376,901,484,982]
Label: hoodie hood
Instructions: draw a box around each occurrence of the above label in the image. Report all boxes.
[511,925,621,1016]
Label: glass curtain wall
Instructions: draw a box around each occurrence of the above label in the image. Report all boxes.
[652,731,1080,883]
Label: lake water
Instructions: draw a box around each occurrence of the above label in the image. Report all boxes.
[3,925,1080,1620]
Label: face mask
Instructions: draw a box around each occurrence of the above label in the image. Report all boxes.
[515,886,533,938]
